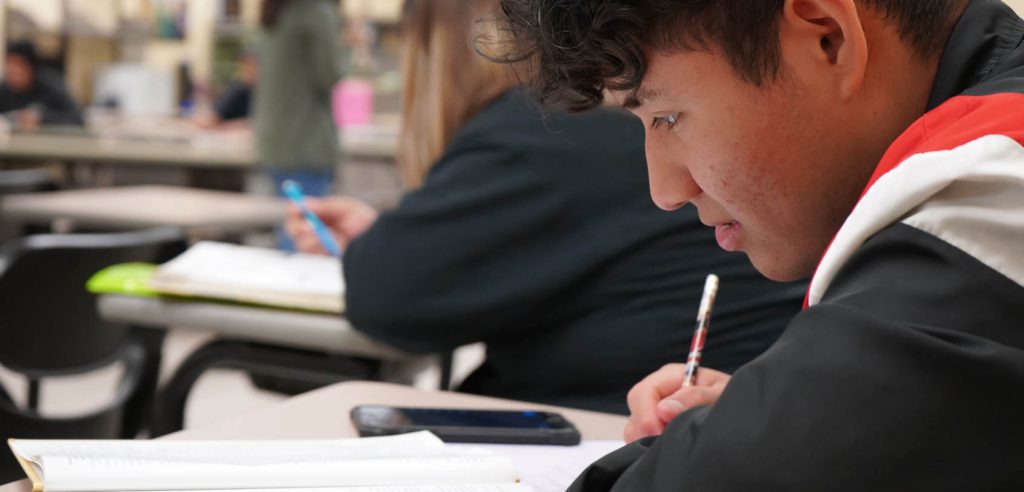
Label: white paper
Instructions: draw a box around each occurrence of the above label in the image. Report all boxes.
[149,241,343,312]
[450,441,624,492]
[39,455,516,492]
[11,432,443,465]
[10,433,520,492]
[128,486,533,492]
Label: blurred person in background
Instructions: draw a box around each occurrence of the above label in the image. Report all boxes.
[0,40,84,130]
[285,0,806,414]
[196,50,259,130]
[255,0,343,249]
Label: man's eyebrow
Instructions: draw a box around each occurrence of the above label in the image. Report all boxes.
[622,86,662,109]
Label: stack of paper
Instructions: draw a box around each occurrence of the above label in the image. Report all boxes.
[7,432,532,492]
[149,241,344,313]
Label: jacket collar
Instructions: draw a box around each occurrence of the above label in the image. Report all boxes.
[927,0,1024,110]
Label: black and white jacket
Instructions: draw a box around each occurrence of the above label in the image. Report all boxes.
[571,0,1024,490]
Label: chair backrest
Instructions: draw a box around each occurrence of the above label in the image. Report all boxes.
[0,343,145,483]
[0,227,186,374]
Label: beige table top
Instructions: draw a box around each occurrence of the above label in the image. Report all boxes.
[167,381,629,441]
[0,381,628,492]
[97,294,408,360]
[0,132,252,168]
[0,125,396,166]
[1,185,286,231]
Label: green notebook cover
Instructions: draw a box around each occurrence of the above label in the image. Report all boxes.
[86,263,160,297]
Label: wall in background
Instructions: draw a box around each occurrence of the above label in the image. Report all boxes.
[344,0,401,23]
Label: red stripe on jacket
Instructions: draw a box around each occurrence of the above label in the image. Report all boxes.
[804,92,1024,308]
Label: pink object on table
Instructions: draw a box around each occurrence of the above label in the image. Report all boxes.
[333,79,374,128]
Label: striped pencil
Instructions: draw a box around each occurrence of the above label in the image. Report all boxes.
[683,274,719,387]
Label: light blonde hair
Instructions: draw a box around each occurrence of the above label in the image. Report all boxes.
[398,0,518,188]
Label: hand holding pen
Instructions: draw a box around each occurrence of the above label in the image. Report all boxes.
[282,180,344,257]
[283,189,380,256]
[622,274,733,442]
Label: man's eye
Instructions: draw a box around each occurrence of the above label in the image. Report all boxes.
[652,113,680,130]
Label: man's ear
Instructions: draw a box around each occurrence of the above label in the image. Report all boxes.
[779,0,868,100]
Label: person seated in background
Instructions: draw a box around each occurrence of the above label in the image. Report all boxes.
[0,40,83,130]
[196,51,258,130]
[493,0,1024,489]
[286,0,806,414]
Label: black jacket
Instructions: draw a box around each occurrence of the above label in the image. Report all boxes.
[344,90,805,414]
[571,0,1024,489]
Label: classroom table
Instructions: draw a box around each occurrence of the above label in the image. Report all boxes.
[0,185,286,234]
[97,294,434,436]
[0,131,248,168]
[0,381,629,492]
[97,294,405,360]
[0,123,397,166]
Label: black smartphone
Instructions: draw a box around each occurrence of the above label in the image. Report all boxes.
[350,405,582,445]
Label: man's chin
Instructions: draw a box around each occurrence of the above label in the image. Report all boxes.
[748,252,815,282]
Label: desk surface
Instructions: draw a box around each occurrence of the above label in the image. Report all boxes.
[98,294,407,360]
[0,381,628,492]
[176,381,628,440]
[1,185,286,231]
[0,132,252,168]
[0,124,396,167]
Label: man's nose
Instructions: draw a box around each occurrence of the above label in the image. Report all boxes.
[645,138,700,211]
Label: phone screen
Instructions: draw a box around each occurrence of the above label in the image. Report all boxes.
[352,405,582,445]
[400,408,555,429]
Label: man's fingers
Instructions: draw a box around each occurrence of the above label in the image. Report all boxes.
[624,415,665,442]
[654,398,687,424]
[623,421,638,442]
[626,364,687,408]
[693,367,731,388]
[626,365,683,419]
[653,384,725,424]
[625,364,687,441]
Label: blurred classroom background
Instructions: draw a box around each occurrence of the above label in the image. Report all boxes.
[0,0,403,206]
[0,0,443,437]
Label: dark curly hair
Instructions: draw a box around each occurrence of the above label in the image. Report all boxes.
[487,0,967,111]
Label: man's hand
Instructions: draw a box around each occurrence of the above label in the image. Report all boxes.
[623,365,732,442]
[285,197,379,254]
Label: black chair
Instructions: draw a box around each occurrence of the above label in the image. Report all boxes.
[0,227,187,457]
[0,344,146,483]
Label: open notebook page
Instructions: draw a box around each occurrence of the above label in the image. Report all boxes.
[149,241,343,312]
[118,486,533,492]
[451,441,624,492]
[10,433,518,492]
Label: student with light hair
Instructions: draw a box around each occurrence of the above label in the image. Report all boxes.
[288,0,804,414]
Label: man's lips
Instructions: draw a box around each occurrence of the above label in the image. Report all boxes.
[714,221,742,252]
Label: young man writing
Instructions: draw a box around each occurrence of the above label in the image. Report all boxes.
[495,0,1024,489]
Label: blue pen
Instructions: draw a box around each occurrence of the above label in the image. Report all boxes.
[281,180,342,257]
